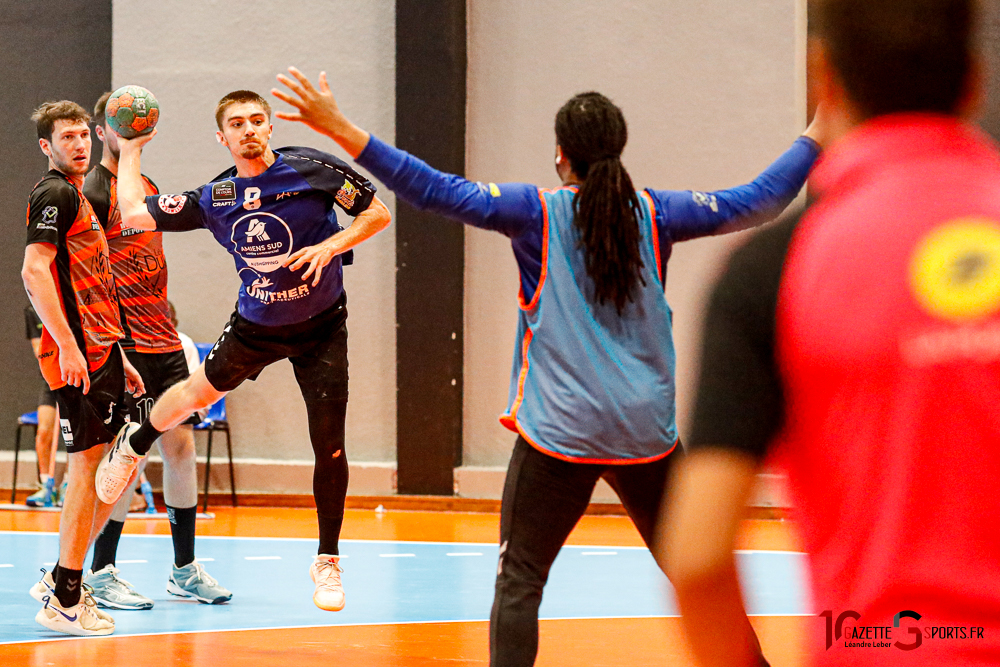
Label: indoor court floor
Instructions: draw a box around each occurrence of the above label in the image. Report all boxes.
[0,505,812,666]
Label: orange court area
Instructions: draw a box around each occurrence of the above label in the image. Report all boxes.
[0,504,808,667]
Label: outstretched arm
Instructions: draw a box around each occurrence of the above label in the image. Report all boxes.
[116,130,159,231]
[652,105,829,242]
[272,67,541,238]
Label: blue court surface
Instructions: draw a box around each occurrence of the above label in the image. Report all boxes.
[0,531,811,644]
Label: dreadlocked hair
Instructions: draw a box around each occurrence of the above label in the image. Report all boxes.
[555,92,645,315]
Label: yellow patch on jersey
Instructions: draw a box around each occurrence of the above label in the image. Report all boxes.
[489,183,501,197]
[909,218,1000,321]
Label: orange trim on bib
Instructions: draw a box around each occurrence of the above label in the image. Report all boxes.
[640,191,664,285]
[517,189,552,311]
[499,328,534,433]
[517,423,679,466]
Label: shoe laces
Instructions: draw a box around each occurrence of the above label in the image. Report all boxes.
[180,561,218,587]
[103,565,139,593]
[313,556,343,587]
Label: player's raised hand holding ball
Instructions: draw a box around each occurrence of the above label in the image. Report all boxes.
[105,85,159,138]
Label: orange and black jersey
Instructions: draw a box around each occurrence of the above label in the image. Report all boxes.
[84,164,181,354]
[26,169,124,390]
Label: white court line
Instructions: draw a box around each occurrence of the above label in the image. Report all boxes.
[244,556,281,561]
[117,559,148,564]
[446,552,483,557]
[199,558,214,562]
[581,551,618,556]
[0,611,822,647]
[43,562,56,566]
[0,564,12,568]
[379,553,415,558]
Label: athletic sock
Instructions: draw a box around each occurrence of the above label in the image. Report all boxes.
[167,505,197,567]
[130,420,164,456]
[90,520,125,572]
[317,512,344,556]
[53,564,83,608]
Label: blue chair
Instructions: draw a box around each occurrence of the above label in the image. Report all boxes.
[194,343,237,513]
[11,411,39,503]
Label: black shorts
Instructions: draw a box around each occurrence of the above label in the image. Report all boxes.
[38,384,57,409]
[205,293,349,399]
[124,348,197,425]
[55,347,130,454]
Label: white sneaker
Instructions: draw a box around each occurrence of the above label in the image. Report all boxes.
[95,423,144,504]
[310,554,345,611]
[35,594,115,636]
[30,569,114,622]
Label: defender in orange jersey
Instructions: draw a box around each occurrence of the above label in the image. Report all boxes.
[21,100,145,637]
[81,92,231,610]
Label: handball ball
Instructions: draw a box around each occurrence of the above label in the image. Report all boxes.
[105,85,159,138]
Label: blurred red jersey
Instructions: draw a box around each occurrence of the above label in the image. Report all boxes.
[778,116,1000,664]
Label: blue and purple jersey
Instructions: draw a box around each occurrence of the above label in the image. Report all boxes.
[146,146,376,326]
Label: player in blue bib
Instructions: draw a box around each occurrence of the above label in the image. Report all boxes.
[274,68,826,666]
[96,90,391,613]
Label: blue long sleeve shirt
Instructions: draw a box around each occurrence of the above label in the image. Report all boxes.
[356,135,819,301]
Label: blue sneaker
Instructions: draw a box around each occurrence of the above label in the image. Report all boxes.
[85,565,154,610]
[26,478,55,508]
[167,561,232,604]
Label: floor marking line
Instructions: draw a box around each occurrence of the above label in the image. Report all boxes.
[0,530,806,554]
[117,559,148,564]
[0,612,819,646]
[0,564,12,568]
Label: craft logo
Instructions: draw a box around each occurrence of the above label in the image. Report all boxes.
[335,180,358,209]
[822,610,986,652]
[158,194,186,214]
[231,211,292,273]
[212,180,237,207]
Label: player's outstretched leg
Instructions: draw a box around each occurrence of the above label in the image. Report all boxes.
[95,422,144,504]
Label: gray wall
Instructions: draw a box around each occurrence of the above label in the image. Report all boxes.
[463,0,807,466]
[0,1,112,451]
[113,0,396,462]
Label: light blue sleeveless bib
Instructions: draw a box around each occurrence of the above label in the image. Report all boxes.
[500,187,679,463]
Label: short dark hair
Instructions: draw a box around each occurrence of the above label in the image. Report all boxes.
[31,100,91,140]
[215,90,272,130]
[93,91,113,127]
[811,0,976,118]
